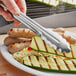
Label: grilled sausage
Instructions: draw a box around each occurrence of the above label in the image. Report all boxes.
[53,28,65,33]
[4,37,31,46]
[8,28,36,38]
[63,34,76,44]
[8,42,31,54]
[55,31,76,44]
[53,28,76,44]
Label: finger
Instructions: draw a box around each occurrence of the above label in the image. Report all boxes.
[2,0,20,15]
[0,7,14,21]
[13,0,27,26]
[15,0,26,13]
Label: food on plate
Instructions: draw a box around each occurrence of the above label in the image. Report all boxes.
[53,28,65,33]
[28,0,59,7]
[8,42,31,54]
[54,28,76,44]
[13,48,64,62]
[63,31,76,44]
[5,28,76,56]
[4,37,31,46]
[30,36,76,58]
[13,48,76,73]
[23,55,76,72]
[4,28,76,73]
[8,28,36,38]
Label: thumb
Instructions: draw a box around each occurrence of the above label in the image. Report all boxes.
[2,0,20,15]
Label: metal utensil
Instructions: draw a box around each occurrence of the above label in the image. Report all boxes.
[13,12,70,52]
[0,3,70,52]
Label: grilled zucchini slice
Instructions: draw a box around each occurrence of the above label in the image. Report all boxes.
[28,0,59,7]
[13,49,76,73]
[23,55,76,73]
[71,44,76,58]
[62,0,76,7]
[30,36,76,59]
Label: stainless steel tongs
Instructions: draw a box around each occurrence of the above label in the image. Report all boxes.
[13,12,70,52]
[0,3,70,52]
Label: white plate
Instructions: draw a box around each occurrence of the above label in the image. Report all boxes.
[0,31,76,76]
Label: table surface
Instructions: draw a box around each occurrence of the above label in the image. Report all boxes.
[0,27,76,76]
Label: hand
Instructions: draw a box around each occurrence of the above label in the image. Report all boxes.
[0,0,26,26]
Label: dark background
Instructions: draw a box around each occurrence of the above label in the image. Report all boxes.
[0,1,76,27]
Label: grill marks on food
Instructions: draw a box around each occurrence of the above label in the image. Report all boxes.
[29,56,33,66]
[8,28,36,38]
[54,58,61,70]
[45,57,51,69]
[31,36,76,59]
[36,56,42,68]
[70,45,74,58]
[72,60,76,68]
[34,38,40,50]
[43,40,48,52]
[23,55,76,71]
[71,44,76,58]
[63,60,71,71]
[64,60,76,71]
[35,0,59,6]
[64,45,72,58]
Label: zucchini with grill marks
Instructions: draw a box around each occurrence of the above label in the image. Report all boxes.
[64,60,76,71]
[47,57,58,70]
[30,55,40,67]
[30,36,76,59]
[55,58,68,71]
[28,0,59,7]
[71,44,76,58]
[23,55,76,73]
[62,0,76,7]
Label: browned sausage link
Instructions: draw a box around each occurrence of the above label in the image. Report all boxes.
[57,32,76,44]
[53,28,65,33]
[8,42,31,54]
[53,28,76,44]
[8,28,36,38]
[63,35,76,44]
[4,36,32,46]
